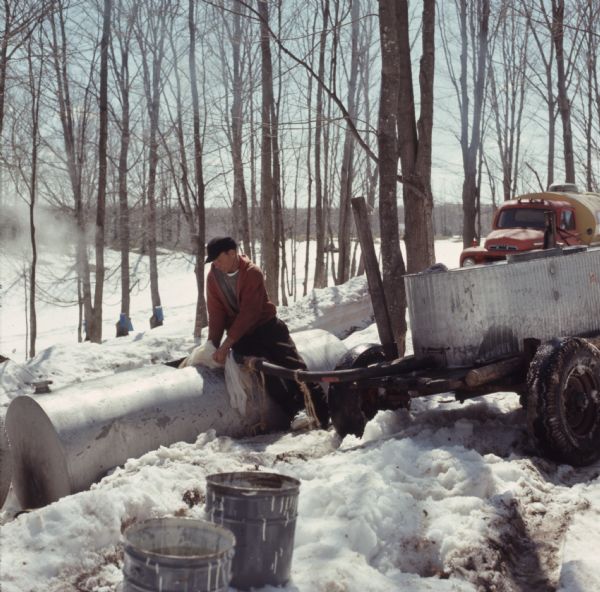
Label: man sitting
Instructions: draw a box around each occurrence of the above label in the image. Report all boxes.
[204,236,329,429]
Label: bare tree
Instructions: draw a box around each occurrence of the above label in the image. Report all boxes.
[574,0,599,190]
[22,32,43,357]
[257,0,278,302]
[551,0,576,182]
[312,0,329,290]
[356,10,378,276]
[522,0,556,187]
[110,0,135,337]
[271,0,285,305]
[488,2,528,201]
[188,0,208,337]
[441,0,490,246]
[48,1,97,342]
[222,0,252,257]
[0,0,53,147]
[323,0,342,287]
[87,0,112,343]
[396,0,436,273]
[336,0,360,285]
[377,0,406,354]
[302,7,319,297]
[134,0,171,328]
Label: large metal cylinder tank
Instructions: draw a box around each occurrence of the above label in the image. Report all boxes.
[405,247,600,368]
[0,413,11,508]
[6,329,347,509]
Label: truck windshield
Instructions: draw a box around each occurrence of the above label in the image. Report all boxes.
[497,208,547,229]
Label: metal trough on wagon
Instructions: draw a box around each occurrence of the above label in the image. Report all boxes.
[247,246,600,467]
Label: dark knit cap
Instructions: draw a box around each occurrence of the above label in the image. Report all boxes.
[205,236,237,263]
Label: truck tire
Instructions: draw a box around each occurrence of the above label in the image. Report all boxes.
[328,344,386,438]
[526,337,600,466]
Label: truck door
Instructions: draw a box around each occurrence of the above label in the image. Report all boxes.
[558,208,580,244]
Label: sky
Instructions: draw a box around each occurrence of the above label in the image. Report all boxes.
[1,239,600,591]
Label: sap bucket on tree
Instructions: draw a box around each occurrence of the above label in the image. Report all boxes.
[205,471,300,590]
[121,517,235,592]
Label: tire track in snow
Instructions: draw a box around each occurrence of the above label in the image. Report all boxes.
[343,398,592,591]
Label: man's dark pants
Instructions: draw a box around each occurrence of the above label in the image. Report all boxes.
[232,317,329,428]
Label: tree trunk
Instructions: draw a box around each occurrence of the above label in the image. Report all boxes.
[272,103,287,306]
[89,0,111,343]
[230,0,251,257]
[136,2,168,329]
[458,0,489,246]
[551,0,575,183]
[303,61,314,296]
[189,0,207,338]
[50,3,93,341]
[522,1,555,188]
[272,3,286,305]
[377,0,407,355]
[302,9,318,295]
[336,0,360,285]
[249,54,258,260]
[396,0,435,274]
[166,26,194,234]
[583,1,595,190]
[313,0,329,290]
[258,0,278,302]
[0,4,10,156]
[358,14,378,277]
[113,2,133,337]
[26,35,43,359]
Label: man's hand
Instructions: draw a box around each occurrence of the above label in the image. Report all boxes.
[213,337,233,365]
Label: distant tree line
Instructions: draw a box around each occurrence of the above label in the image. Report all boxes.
[1,0,597,358]
[1,201,487,251]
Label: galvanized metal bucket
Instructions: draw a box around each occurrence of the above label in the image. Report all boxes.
[122,517,235,592]
[205,471,300,590]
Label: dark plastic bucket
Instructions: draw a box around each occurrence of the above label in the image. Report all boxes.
[122,517,235,592]
[205,471,300,590]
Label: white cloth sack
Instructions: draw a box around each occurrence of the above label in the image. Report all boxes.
[180,343,250,416]
[179,342,223,369]
[224,352,252,416]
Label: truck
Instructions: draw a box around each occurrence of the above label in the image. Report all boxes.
[459,183,600,267]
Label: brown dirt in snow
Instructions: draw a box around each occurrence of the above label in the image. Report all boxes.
[445,461,588,592]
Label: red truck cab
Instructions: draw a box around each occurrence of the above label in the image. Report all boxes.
[460,199,582,267]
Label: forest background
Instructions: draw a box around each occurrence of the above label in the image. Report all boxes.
[1,0,598,360]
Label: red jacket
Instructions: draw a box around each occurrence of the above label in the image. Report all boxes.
[207,255,276,346]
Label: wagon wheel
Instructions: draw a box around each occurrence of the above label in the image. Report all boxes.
[526,337,600,466]
[328,344,386,438]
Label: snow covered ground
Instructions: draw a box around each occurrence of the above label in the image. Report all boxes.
[1,238,600,592]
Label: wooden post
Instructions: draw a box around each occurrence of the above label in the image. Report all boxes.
[351,197,398,360]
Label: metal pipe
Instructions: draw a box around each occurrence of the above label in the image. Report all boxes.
[245,354,432,384]
[6,329,347,509]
